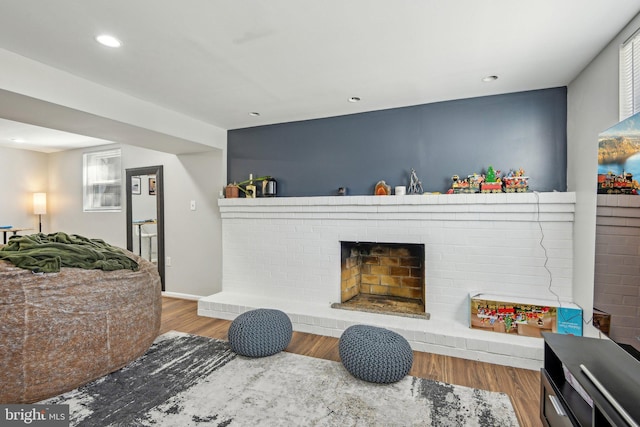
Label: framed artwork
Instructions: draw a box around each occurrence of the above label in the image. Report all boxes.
[131,176,141,195]
[597,111,640,194]
[149,177,157,195]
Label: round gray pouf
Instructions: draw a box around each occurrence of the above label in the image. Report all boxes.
[228,308,293,357]
[339,325,413,383]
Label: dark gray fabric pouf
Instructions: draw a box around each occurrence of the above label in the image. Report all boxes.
[228,308,293,357]
[339,325,413,383]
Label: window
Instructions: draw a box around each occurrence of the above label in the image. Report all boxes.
[83,149,122,212]
[620,29,640,121]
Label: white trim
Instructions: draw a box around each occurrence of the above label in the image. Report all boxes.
[162,291,202,301]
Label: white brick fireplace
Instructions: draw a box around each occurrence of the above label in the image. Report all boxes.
[198,192,576,369]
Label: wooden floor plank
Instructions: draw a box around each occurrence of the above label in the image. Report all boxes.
[161,296,542,427]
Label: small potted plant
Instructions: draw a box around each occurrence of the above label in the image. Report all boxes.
[225,183,240,198]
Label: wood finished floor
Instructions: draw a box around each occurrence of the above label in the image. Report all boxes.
[161,296,542,427]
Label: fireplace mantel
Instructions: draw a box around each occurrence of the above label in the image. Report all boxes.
[218,192,575,221]
[200,192,577,370]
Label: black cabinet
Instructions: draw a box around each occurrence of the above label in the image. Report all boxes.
[541,332,640,427]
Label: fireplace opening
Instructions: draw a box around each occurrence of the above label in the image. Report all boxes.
[333,241,428,319]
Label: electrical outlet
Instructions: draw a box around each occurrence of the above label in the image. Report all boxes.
[166,256,172,267]
[190,200,196,211]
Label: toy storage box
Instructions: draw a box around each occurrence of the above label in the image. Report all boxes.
[469,293,583,337]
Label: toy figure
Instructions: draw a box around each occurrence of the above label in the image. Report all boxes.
[503,168,529,192]
[480,166,502,193]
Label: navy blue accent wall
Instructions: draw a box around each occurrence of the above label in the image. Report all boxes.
[228,87,567,196]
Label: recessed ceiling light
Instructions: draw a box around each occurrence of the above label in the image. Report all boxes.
[482,75,498,82]
[96,34,122,48]
[248,112,260,117]
[348,96,361,103]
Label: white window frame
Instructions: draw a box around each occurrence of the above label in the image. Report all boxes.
[83,148,122,212]
[620,28,640,121]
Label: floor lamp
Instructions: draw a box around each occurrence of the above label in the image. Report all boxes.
[33,192,46,233]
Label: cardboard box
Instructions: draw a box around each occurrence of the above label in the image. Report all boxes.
[470,293,583,337]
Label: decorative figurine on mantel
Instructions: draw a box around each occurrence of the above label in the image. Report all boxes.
[408,168,424,194]
[503,168,530,193]
[480,165,502,193]
[374,180,391,195]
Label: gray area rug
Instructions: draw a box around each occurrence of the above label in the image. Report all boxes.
[41,331,520,426]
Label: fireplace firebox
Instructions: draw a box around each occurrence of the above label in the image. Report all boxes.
[335,241,427,318]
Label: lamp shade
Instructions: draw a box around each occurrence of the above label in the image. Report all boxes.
[33,193,47,215]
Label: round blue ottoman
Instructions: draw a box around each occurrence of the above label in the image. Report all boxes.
[339,325,413,383]
[228,308,293,357]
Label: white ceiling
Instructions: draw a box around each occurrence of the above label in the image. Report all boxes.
[0,118,114,153]
[0,0,639,152]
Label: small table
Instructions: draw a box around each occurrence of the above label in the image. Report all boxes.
[1,227,32,244]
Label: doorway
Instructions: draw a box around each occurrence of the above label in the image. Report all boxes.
[126,166,165,290]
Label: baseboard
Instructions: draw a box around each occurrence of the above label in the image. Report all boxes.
[162,291,202,301]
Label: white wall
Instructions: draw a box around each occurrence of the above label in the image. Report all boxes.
[131,174,158,258]
[47,146,121,241]
[0,46,229,298]
[48,143,225,297]
[567,12,640,335]
[0,146,49,234]
[170,150,224,296]
[132,174,158,222]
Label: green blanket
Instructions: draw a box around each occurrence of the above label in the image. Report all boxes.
[0,232,138,273]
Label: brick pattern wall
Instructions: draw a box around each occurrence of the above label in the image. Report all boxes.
[595,195,640,350]
[341,250,360,302]
[199,193,575,369]
[341,243,424,303]
[217,193,575,324]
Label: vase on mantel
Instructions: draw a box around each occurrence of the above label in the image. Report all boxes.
[225,184,240,198]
